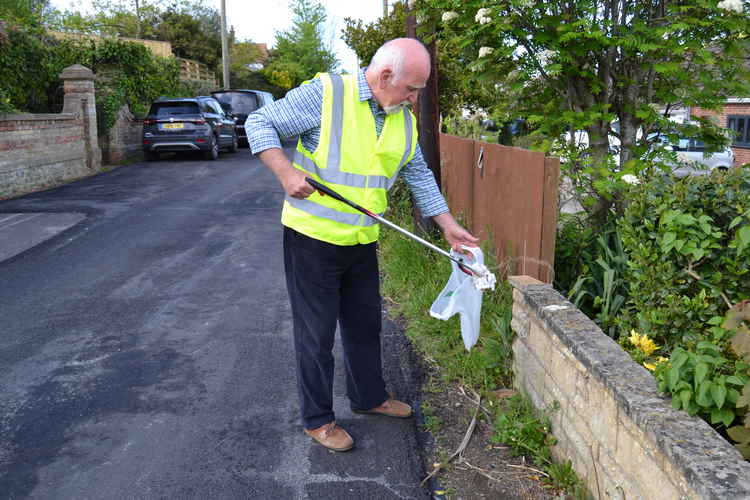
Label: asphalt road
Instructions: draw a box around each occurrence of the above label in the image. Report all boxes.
[0,150,430,499]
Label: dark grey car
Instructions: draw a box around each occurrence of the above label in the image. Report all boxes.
[142,97,238,161]
[211,90,275,146]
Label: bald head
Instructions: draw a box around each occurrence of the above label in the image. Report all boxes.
[368,38,430,83]
[365,38,431,114]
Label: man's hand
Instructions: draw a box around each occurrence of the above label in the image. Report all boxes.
[432,213,480,253]
[258,148,315,199]
[281,168,315,199]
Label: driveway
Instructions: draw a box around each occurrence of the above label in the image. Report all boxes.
[0,150,429,499]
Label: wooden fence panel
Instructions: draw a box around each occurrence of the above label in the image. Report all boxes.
[439,133,474,224]
[439,133,558,283]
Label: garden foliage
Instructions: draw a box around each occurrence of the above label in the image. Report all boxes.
[618,169,750,349]
[0,24,191,134]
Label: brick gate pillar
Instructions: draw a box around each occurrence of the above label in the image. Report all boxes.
[60,64,101,171]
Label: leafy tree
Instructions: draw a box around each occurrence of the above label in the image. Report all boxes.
[263,0,338,90]
[156,9,220,69]
[418,0,750,219]
[342,1,503,123]
[50,0,222,71]
[0,0,56,26]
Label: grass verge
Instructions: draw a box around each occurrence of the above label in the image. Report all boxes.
[378,181,586,497]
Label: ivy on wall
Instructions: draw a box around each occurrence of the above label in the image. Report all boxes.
[0,24,194,135]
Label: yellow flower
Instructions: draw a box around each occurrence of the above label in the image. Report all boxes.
[657,356,668,363]
[639,337,659,356]
[628,330,660,356]
[643,362,656,371]
[629,330,642,347]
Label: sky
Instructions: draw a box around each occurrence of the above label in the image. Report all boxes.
[49,0,386,73]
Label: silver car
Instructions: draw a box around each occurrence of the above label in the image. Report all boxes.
[649,134,735,177]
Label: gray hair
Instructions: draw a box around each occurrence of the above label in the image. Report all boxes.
[369,41,407,82]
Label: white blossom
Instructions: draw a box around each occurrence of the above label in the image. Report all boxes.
[442,11,459,22]
[718,0,743,12]
[475,7,492,24]
[538,49,555,65]
[479,46,495,58]
[407,0,417,9]
[621,174,640,185]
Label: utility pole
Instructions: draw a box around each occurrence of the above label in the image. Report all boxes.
[134,0,141,38]
[220,0,230,89]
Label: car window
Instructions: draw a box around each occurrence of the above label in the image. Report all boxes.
[151,102,200,117]
[208,100,225,115]
[211,92,260,114]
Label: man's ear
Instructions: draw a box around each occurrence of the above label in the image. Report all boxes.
[379,69,393,89]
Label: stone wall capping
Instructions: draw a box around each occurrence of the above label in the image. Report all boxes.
[508,274,750,499]
[59,64,95,80]
[0,113,78,122]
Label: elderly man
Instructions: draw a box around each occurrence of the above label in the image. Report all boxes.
[246,38,478,452]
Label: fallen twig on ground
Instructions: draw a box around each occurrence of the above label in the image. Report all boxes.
[421,390,482,486]
[504,463,549,477]
[457,385,492,419]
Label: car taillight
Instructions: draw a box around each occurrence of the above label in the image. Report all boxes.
[143,140,150,144]
[191,119,206,125]
[143,119,156,126]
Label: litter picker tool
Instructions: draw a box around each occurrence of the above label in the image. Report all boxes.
[305,177,489,280]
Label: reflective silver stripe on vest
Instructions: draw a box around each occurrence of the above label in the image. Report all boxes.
[327,74,345,170]
[392,108,414,188]
[293,150,389,189]
[286,196,379,227]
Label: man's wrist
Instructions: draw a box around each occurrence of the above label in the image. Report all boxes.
[431,212,455,230]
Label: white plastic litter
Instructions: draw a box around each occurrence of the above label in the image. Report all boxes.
[429,246,495,351]
[471,262,497,291]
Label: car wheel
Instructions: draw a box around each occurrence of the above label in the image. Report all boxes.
[204,135,219,161]
[228,136,238,153]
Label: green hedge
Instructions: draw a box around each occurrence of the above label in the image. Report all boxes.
[0,25,192,135]
[618,168,750,349]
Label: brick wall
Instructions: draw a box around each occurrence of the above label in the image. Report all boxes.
[101,105,143,165]
[509,276,750,499]
[0,65,102,200]
[692,103,750,166]
[0,114,91,200]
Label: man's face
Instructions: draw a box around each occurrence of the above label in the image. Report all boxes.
[379,64,429,114]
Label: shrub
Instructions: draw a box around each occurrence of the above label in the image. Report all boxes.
[555,213,629,338]
[618,168,750,349]
[0,25,191,135]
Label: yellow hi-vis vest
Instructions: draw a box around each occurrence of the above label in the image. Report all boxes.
[281,73,418,246]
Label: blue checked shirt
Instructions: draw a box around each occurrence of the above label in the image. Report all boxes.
[246,69,449,217]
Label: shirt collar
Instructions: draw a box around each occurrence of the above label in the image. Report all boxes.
[357,68,373,102]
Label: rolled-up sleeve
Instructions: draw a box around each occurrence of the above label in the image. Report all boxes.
[246,80,323,155]
[400,144,449,217]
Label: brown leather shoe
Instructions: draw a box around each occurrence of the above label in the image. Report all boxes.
[353,399,413,418]
[304,421,354,452]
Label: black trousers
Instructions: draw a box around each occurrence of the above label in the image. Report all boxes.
[283,226,389,430]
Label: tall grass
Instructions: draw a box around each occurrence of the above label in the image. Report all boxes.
[379,181,586,496]
[378,180,514,392]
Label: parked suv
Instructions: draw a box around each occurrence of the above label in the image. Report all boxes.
[142,96,238,161]
[211,90,275,145]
